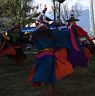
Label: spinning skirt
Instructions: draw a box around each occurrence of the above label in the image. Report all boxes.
[54,48,73,80]
[67,49,88,68]
[28,50,56,86]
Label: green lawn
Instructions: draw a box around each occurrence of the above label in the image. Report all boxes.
[0,53,95,96]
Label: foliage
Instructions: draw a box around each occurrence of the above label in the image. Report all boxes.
[0,0,38,31]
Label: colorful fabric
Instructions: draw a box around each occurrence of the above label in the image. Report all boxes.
[69,25,83,51]
[53,25,90,68]
[0,46,16,57]
[55,48,73,80]
[37,50,53,58]
[67,24,92,67]
[67,49,88,68]
[53,28,73,48]
[32,27,54,50]
[68,26,79,51]
[29,50,56,84]
[83,47,91,60]
[28,26,57,87]
[75,24,92,43]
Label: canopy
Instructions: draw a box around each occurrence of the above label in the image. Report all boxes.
[21,27,36,32]
[21,25,67,32]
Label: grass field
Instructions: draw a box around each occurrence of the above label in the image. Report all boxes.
[0,52,95,96]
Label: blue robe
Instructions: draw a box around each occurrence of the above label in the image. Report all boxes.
[29,26,56,85]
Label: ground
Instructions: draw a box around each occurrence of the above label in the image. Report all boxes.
[0,52,95,96]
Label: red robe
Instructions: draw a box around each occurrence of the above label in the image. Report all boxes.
[74,23,92,44]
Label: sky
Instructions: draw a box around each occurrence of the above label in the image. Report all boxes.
[33,0,90,19]
[34,0,90,10]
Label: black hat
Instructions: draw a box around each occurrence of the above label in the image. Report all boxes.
[66,12,79,22]
[66,17,79,22]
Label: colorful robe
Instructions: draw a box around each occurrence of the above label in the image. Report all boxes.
[28,26,56,87]
[67,24,91,67]
[53,27,73,80]
[28,25,73,87]
[53,25,90,68]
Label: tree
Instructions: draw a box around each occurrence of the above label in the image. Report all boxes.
[51,0,65,20]
[51,2,82,23]
[0,0,38,31]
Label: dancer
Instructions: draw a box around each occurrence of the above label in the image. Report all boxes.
[0,32,16,58]
[51,17,73,80]
[8,25,26,63]
[66,12,92,67]
[28,7,73,95]
[28,16,56,95]
[0,25,26,64]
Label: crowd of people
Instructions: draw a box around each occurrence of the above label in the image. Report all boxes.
[28,6,94,95]
[0,4,95,95]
